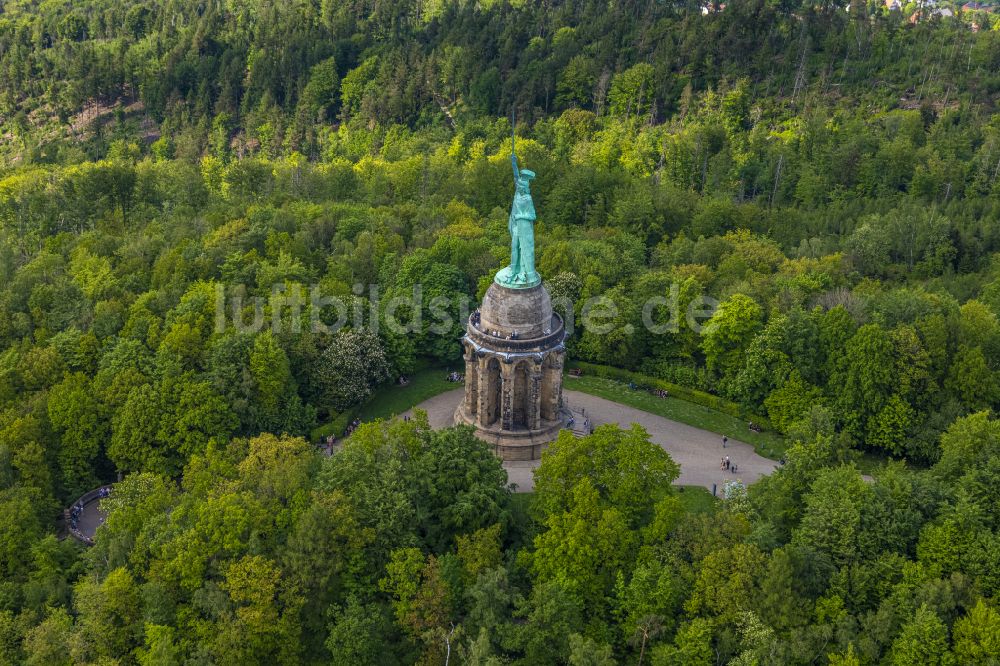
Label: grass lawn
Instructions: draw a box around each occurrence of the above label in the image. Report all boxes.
[356,368,457,422]
[675,485,720,513]
[311,366,457,441]
[565,375,787,459]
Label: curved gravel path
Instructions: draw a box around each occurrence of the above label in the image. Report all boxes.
[403,389,779,493]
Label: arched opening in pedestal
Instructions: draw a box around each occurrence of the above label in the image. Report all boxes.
[483,358,501,426]
[512,361,532,428]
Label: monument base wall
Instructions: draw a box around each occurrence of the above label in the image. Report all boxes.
[454,404,570,461]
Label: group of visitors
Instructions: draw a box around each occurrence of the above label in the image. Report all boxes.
[748,421,762,433]
[650,388,669,398]
[319,417,363,453]
[68,487,111,532]
[447,372,465,382]
[472,311,501,338]
[479,326,522,341]
[472,308,529,341]
[720,456,739,474]
[720,436,739,474]
[343,418,361,437]
[69,503,84,530]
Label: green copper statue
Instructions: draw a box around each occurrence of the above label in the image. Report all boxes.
[495,133,541,289]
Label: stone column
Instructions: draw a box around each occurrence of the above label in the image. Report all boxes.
[548,351,564,416]
[501,363,514,431]
[529,366,542,430]
[477,356,492,427]
[464,347,478,416]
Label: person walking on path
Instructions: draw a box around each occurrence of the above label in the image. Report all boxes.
[723,435,728,448]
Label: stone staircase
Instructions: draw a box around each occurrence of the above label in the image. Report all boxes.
[563,405,593,438]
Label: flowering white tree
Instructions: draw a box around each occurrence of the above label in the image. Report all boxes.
[723,479,755,519]
[314,328,391,412]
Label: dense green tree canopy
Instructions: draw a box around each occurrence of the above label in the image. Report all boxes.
[0,0,1000,663]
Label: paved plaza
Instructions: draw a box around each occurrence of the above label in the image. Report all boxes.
[403,388,779,492]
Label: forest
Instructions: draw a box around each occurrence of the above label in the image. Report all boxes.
[1,0,1000,663]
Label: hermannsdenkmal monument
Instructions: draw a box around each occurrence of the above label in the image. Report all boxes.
[454,141,577,460]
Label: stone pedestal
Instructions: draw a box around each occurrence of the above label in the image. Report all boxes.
[455,282,569,460]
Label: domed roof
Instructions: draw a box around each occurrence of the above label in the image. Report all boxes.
[478,282,553,338]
